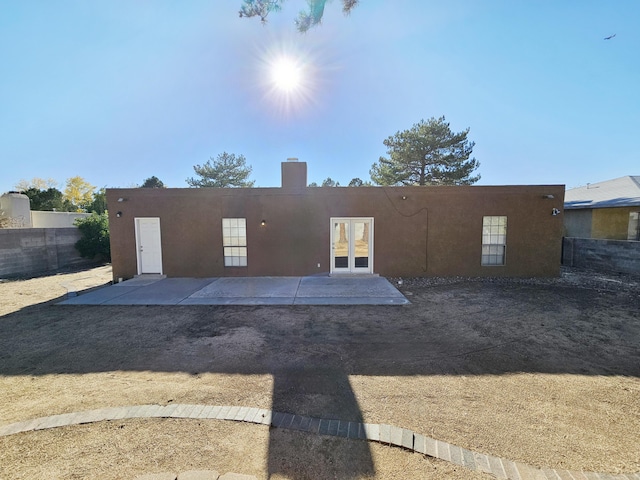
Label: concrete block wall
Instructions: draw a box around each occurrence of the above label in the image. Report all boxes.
[0,228,96,277]
[562,237,640,275]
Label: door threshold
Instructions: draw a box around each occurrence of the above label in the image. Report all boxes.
[134,274,166,280]
[329,273,379,277]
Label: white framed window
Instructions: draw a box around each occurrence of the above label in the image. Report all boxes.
[222,218,247,267]
[482,216,507,266]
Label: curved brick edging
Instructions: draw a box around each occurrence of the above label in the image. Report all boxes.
[1,404,637,480]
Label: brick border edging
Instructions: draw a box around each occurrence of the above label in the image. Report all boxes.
[1,404,637,480]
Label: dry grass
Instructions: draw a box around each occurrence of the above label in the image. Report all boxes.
[0,265,638,478]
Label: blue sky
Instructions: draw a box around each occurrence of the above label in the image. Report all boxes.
[1,1,638,193]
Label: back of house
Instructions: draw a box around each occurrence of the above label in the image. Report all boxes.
[106,161,565,281]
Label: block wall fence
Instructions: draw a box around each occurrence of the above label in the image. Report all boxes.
[562,237,640,275]
[0,228,96,277]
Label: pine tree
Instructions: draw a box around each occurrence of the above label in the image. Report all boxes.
[370,117,480,186]
[186,153,255,188]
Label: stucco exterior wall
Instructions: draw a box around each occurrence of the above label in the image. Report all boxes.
[31,211,91,228]
[107,184,565,281]
[592,207,638,240]
[563,209,592,238]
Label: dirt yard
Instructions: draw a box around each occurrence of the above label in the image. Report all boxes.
[0,265,638,479]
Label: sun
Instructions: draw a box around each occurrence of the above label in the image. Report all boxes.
[270,57,303,92]
[254,40,326,117]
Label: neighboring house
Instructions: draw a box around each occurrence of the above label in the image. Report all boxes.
[106,160,565,281]
[0,192,31,227]
[564,176,640,241]
[0,192,91,228]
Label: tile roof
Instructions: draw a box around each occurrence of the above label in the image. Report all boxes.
[564,176,640,209]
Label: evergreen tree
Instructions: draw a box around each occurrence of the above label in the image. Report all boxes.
[87,188,108,214]
[22,187,75,211]
[321,177,339,187]
[370,116,480,186]
[141,176,166,188]
[348,177,372,186]
[239,0,359,32]
[186,152,255,188]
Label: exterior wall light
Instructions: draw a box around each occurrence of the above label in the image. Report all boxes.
[401,196,407,200]
[116,211,122,218]
[117,197,125,202]
[543,194,555,199]
[552,208,561,216]
[261,220,266,226]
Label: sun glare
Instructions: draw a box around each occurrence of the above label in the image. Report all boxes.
[271,57,302,92]
[254,39,328,117]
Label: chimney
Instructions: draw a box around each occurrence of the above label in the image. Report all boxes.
[281,158,307,190]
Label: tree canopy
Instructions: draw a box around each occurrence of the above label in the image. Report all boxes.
[321,177,339,187]
[370,116,480,186]
[307,178,339,187]
[75,213,111,262]
[14,177,58,191]
[22,187,75,212]
[64,176,96,211]
[239,0,359,32]
[308,177,371,187]
[87,187,107,214]
[140,176,166,188]
[348,177,372,187]
[19,178,105,212]
[186,152,255,188]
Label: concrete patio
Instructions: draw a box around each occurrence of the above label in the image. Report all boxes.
[57,275,409,306]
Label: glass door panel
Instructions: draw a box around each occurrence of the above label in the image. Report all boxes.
[353,221,369,268]
[333,221,349,270]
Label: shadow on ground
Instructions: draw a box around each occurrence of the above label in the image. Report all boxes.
[1,280,639,477]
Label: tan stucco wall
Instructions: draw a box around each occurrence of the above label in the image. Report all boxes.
[592,207,637,240]
[106,184,565,281]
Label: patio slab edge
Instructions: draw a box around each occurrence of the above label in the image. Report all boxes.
[56,276,409,306]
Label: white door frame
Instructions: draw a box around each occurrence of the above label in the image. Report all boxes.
[330,217,374,275]
[134,217,163,275]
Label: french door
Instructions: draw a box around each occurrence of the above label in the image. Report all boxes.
[330,218,373,274]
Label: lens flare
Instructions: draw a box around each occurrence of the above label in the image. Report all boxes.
[251,37,330,118]
[271,57,302,92]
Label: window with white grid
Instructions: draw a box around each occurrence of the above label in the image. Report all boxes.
[222,218,247,267]
[481,216,507,266]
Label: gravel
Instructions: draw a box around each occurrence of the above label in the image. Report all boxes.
[389,266,640,297]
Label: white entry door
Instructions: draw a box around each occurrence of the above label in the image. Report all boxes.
[135,217,163,275]
[330,217,373,274]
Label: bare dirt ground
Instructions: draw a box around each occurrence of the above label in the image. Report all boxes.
[0,265,638,479]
